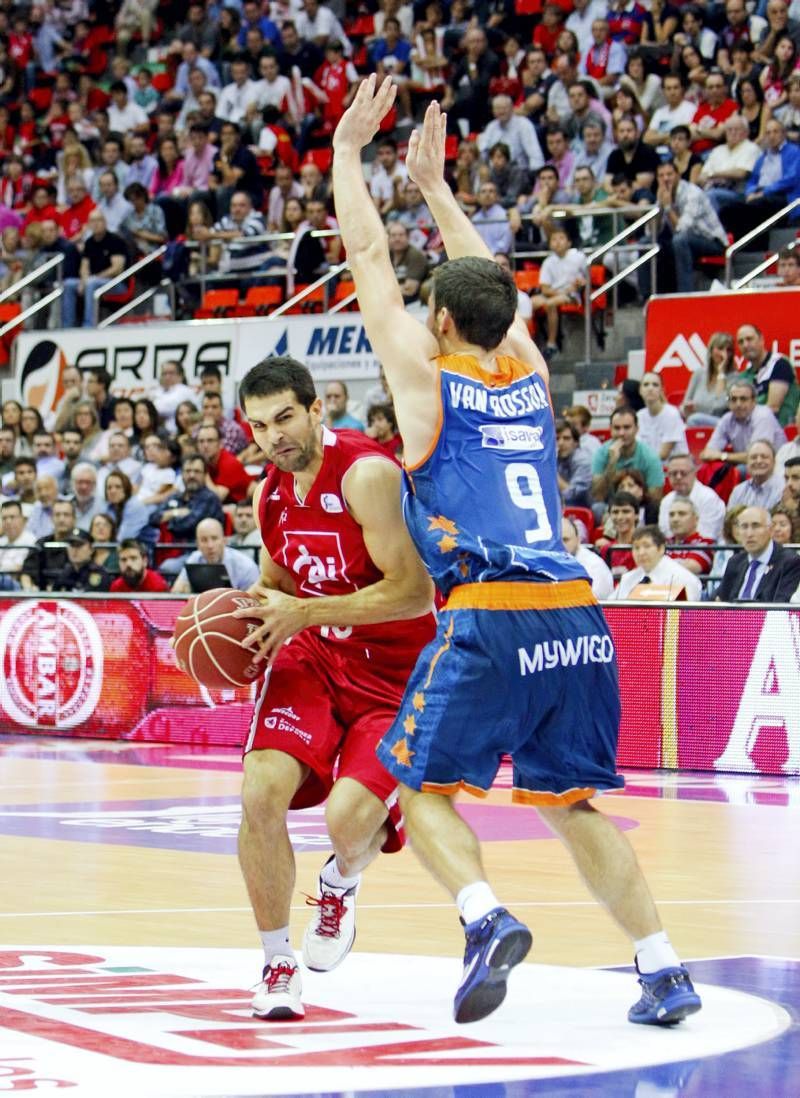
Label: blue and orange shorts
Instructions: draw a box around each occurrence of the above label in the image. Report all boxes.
[376,580,624,806]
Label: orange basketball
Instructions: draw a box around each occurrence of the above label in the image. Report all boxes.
[173,588,264,689]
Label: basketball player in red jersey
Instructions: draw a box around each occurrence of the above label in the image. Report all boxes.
[233,356,434,1020]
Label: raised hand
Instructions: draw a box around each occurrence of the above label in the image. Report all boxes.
[406,100,448,193]
[333,74,397,153]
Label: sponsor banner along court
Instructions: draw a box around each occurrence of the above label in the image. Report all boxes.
[0,598,797,778]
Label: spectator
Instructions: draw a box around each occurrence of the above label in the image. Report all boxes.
[777,405,800,473]
[96,171,133,235]
[387,221,428,304]
[700,379,787,464]
[4,457,37,516]
[32,431,63,482]
[200,392,249,455]
[482,143,531,210]
[149,454,225,560]
[218,55,260,125]
[556,417,593,507]
[737,76,772,144]
[658,452,727,540]
[26,475,59,541]
[728,439,786,509]
[701,115,761,212]
[478,94,544,173]
[115,0,159,55]
[69,401,103,462]
[369,138,408,217]
[90,513,120,576]
[276,21,324,81]
[580,19,627,95]
[172,516,260,592]
[111,538,170,593]
[366,402,402,460]
[121,184,167,258]
[565,404,602,457]
[777,246,800,285]
[604,115,659,193]
[85,369,116,433]
[267,164,304,233]
[370,17,414,123]
[138,434,179,512]
[652,159,728,294]
[597,490,640,578]
[690,72,738,156]
[91,138,130,201]
[285,197,341,294]
[613,468,660,526]
[612,524,703,600]
[102,469,151,543]
[206,191,270,276]
[637,373,689,462]
[59,175,96,244]
[20,497,76,591]
[97,432,143,495]
[681,331,737,425]
[561,514,614,598]
[564,81,611,146]
[0,499,35,578]
[666,495,715,576]
[544,125,576,190]
[61,211,128,329]
[722,118,800,239]
[470,181,513,255]
[195,423,254,505]
[716,0,766,72]
[715,504,800,600]
[211,120,263,214]
[737,323,800,427]
[775,72,800,139]
[150,361,197,434]
[529,227,588,361]
[780,454,800,526]
[567,0,608,56]
[70,463,104,531]
[228,500,262,551]
[107,80,149,136]
[592,405,665,503]
[0,428,17,478]
[770,503,798,544]
[126,135,159,193]
[324,381,364,432]
[644,79,697,159]
[573,122,614,183]
[441,27,500,135]
[50,527,112,593]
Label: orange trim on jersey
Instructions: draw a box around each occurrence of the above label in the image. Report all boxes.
[436,353,534,389]
[446,579,596,612]
[420,779,491,799]
[403,374,444,473]
[512,786,597,807]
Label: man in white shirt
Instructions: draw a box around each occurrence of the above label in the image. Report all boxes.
[529,226,588,360]
[218,57,260,124]
[566,0,608,56]
[658,452,726,540]
[643,75,697,155]
[97,433,143,496]
[562,515,614,599]
[728,439,785,510]
[107,81,149,135]
[253,53,294,113]
[612,525,702,601]
[477,94,544,173]
[701,114,761,210]
[150,360,198,433]
[97,172,133,234]
[369,137,408,216]
[295,0,351,54]
[637,373,688,462]
[0,499,37,578]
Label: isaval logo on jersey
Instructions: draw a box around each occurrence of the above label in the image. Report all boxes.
[479,423,544,451]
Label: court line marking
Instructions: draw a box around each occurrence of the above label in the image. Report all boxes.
[1,898,799,918]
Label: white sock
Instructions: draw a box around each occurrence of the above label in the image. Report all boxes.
[260,927,291,965]
[456,881,500,925]
[320,856,360,892]
[634,931,681,974]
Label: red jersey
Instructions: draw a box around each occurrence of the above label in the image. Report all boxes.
[691,99,737,155]
[209,447,254,504]
[314,59,356,127]
[110,569,170,593]
[258,426,434,648]
[668,532,714,574]
[59,195,95,238]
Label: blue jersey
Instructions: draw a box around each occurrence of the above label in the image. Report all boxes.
[404,353,588,596]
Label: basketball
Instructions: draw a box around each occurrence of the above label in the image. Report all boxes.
[173,587,264,689]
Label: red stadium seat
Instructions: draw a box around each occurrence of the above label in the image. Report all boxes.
[514,268,540,293]
[194,289,240,319]
[686,426,714,458]
[563,506,595,540]
[237,285,283,317]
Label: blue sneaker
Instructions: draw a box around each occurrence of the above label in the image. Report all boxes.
[628,962,702,1025]
[454,907,532,1024]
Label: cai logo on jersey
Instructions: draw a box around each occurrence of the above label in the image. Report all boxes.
[479,423,544,452]
[280,530,354,594]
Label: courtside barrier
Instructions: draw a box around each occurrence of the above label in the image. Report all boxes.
[0,597,797,777]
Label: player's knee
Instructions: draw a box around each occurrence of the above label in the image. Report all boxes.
[241,752,298,828]
[537,798,595,834]
[326,789,384,856]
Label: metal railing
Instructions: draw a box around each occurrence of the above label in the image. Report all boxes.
[723,196,800,287]
[0,253,64,306]
[0,287,63,341]
[92,246,168,327]
[99,277,176,328]
[732,237,799,291]
[268,261,348,318]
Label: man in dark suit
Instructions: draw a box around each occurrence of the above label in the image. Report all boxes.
[715,505,800,602]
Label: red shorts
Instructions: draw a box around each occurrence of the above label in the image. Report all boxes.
[244,627,428,852]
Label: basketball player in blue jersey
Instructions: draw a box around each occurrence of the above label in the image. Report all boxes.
[332,78,702,1028]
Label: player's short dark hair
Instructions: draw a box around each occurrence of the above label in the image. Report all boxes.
[239,355,317,411]
[632,524,666,548]
[431,256,517,351]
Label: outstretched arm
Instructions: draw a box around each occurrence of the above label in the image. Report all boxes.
[332,75,440,463]
[406,100,547,376]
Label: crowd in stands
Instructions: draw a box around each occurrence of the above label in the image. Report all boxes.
[0,0,798,354]
[1,320,800,600]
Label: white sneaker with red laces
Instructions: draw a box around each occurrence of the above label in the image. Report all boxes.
[251,954,304,1019]
[302,877,359,972]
